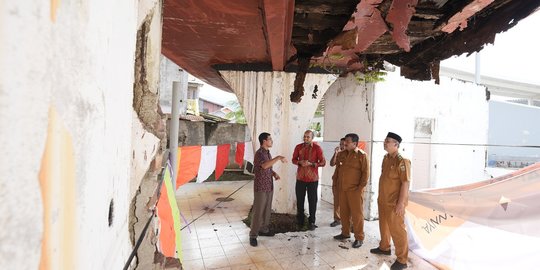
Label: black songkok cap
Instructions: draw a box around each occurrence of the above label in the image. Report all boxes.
[386,132,402,143]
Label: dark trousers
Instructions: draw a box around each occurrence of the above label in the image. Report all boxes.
[296,180,318,224]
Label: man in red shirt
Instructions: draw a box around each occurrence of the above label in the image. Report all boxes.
[292,130,326,230]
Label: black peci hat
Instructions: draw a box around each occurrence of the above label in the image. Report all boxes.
[386,132,402,143]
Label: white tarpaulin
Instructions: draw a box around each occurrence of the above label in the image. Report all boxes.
[244,141,254,163]
[196,146,217,183]
[406,163,540,269]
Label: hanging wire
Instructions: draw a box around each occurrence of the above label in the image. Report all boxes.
[324,140,540,148]
[123,151,171,270]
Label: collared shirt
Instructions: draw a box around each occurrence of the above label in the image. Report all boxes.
[334,148,369,191]
[292,142,326,182]
[253,148,274,192]
[378,153,411,206]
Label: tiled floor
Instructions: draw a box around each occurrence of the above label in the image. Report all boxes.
[176,181,435,270]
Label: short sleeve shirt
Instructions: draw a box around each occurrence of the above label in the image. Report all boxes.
[253,148,273,192]
[378,153,411,206]
[335,149,369,191]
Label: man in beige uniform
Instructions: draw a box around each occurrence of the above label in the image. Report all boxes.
[333,133,369,248]
[370,132,411,270]
[329,137,346,227]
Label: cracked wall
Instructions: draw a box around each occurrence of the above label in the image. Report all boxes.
[133,8,166,141]
[0,0,165,269]
[129,1,171,269]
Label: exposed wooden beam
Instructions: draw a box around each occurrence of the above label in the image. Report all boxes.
[262,0,295,71]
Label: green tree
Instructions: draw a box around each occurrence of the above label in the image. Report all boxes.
[225,100,247,124]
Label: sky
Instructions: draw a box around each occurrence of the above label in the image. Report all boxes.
[198,82,238,105]
[441,10,540,85]
[198,10,540,104]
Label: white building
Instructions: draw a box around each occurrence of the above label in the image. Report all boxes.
[439,66,540,172]
[320,70,489,219]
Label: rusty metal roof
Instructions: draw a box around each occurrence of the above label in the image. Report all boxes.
[162,0,540,95]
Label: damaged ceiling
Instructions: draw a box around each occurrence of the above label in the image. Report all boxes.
[162,0,540,100]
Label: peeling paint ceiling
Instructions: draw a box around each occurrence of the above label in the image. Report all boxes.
[162,0,540,94]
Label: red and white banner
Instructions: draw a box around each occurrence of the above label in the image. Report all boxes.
[235,142,245,167]
[176,146,201,188]
[197,146,217,183]
[215,144,231,180]
[175,141,252,187]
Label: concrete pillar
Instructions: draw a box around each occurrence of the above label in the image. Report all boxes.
[221,71,337,214]
[320,75,376,219]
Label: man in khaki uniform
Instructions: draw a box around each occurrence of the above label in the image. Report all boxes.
[370,132,411,270]
[329,137,346,227]
[333,133,369,248]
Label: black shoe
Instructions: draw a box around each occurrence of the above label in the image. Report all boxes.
[352,240,363,248]
[309,223,318,231]
[333,234,350,240]
[297,215,305,227]
[370,247,391,255]
[330,220,341,227]
[259,231,275,237]
[249,238,258,247]
[390,261,407,270]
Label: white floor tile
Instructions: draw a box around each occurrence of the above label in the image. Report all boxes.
[219,235,242,245]
[222,243,246,256]
[316,251,343,264]
[199,236,222,248]
[299,254,326,267]
[247,249,274,263]
[177,181,435,270]
[183,239,201,250]
[204,255,230,269]
[226,253,254,266]
[277,256,306,270]
[230,264,258,270]
[254,260,283,270]
[267,247,295,260]
[182,248,203,261]
[181,258,206,270]
[201,246,226,259]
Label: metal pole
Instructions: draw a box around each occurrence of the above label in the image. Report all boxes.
[367,83,376,220]
[170,81,181,187]
[475,52,481,84]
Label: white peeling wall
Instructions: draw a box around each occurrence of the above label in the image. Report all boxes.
[0,0,161,269]
[0,2,50,268]
[130,111,160,202]
[370,71,489,218]
[321,75,375,215]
